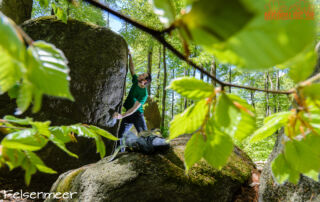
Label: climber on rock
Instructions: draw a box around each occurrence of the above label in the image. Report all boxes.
[113,50,152,149]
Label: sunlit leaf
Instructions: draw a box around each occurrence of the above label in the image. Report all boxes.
[24,150,56,174]
[167,77,214,100]
[49,135,78,158]
[250,112,292,143]
[203,119,233,169]
[169,99,208,140]
[1,129,48,151]
[302,83,320,100]
[210,0,316,70]
[27,41,74,100]
[89,125,118,141]
[271,153,300,184]
[151,0,176,25]
[184,133,206,171]
[3,115,33,125]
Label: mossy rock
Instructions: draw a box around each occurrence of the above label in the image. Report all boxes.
[0,16,127,192]
[46,135,255,202]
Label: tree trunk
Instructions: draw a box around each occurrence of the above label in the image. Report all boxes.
[265,72,270,116]
[161,46,167,129]
[211,57,217,87]
[200,67,204,80]
[184,68,189,109]
[249,75,255,109]
[107,12,110,28]
[156,46,161,101]
[0,0,33,24]
[171,68,175,119]
[228,66,232,93]
[147,45,153,96]
[276,70,281,112]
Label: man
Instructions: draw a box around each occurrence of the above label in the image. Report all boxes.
[113,51,152,146]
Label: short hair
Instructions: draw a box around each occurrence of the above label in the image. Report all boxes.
[145,73,152,85]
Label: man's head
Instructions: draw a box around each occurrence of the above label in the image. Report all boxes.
[138,73,152,86]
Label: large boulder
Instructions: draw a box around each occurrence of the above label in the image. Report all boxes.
[0,16,127,191]
[258,132,320,202]
[46,135,256,202]
[0,0,33,24]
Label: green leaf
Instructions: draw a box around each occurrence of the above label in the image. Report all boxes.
[24,150,56,174]
[284,139,320,173]
[7,84,20,99]
[30,121,51,137]
[184,133,206,171]
[302,84,320,100]
[215,93,241,134]
[2,147,25,170]
[32,90,43,113]
[210,0,316,70]
[180,0,254,45]
[70,124,96,138]
[151,0,176,25]
[49,135,78,158]
[3,115,33,125]
[27,41,74,100]
[287,46,317,83]
[94,135,106,158]
[1,129,48,151]
[169,99,208,140]
[89,125,118,141]
[271,153,300,184]
[218,94,256,141]
[203,121,233,169]
[52,3,68,23]
[250,112,292,143]
[0,13,25,93]
[16,81,33,115]
[22,158,37,186]
[49,126,73,143]
[167,77,214,100]
[304,170,319,182]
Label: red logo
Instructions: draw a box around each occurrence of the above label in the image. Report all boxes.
[264,0,315,20]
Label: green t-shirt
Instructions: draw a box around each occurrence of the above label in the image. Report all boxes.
[123,74,148,113]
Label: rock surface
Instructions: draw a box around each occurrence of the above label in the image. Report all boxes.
[0,16,127,192]
[259,132,320,202]
[47,135,256,202]
[144,97,161,130]
[0,0,33,24]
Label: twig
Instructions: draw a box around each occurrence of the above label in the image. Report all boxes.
[14,25,34,46]
[84,0,293,95]
[0,125,26,130]
[298,72,320,87]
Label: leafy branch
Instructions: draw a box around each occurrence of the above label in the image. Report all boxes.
[0,115,118,185]
[84,0,297,95]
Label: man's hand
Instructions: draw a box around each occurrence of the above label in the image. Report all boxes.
[113,112,123,120]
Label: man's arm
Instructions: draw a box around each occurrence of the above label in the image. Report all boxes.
[128,53,135,76]
[113,101,141,119]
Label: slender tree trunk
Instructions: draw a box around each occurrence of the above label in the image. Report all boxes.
[147,45,153,96]
[249,74,255,109]
[184,68,189,109]
[161,46,167,129]
[200,67,204,80]
[107,12,110,28]
[265,72,270,116]
[228,66,232,93]
[171,68,175,119]
[276,70,281,112]
[0,0,33,24]
[156,46,161,101]
[211,57,217,87]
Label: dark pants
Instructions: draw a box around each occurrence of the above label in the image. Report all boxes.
[118,111,147,138]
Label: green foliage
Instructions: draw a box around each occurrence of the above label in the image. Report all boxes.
[152,0,316,70]
[0,13,73,114]
[250,112,292,143]
[184,133,206,171]
[0,116,118,185]
[169,99,209,140]
[151,0,176,25]
[168,77,214,100]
